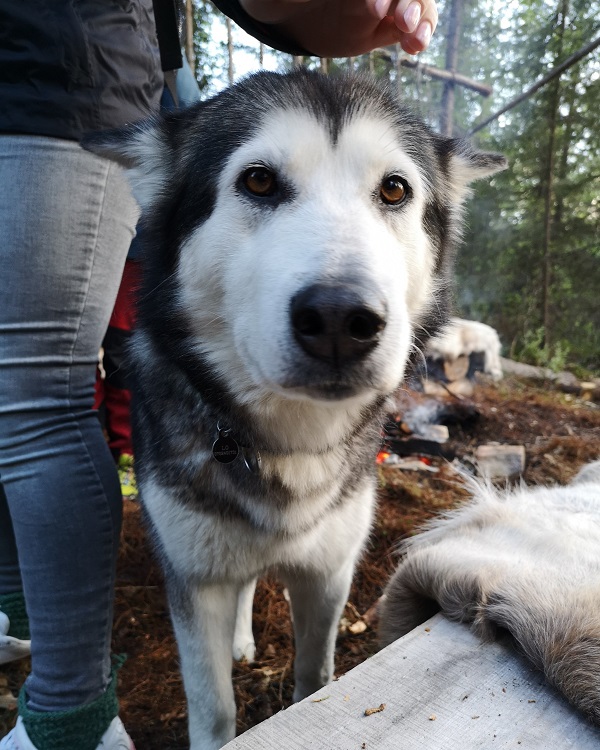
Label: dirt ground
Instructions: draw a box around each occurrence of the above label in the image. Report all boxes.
[1,375,599,748]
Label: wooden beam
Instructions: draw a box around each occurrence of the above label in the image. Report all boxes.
[401,58,492,96]
[373,48,493,96]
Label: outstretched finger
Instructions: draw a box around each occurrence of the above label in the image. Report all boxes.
[393,0,438,53]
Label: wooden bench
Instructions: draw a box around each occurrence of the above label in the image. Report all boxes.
[224,613,600,749]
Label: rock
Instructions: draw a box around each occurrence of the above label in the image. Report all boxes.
[475,444,526,479]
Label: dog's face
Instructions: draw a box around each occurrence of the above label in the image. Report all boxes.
[86,71,506,405]
[181,107,438,403]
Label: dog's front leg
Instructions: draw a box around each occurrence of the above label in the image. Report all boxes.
[233,577,257,663]
[167,577,238,750]
[284,561,355,702]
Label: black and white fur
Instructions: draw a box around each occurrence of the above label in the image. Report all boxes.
[85,70,506,749]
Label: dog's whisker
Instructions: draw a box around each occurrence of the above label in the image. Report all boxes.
[138,271,178,302]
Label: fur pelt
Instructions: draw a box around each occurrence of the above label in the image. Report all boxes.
[425,317,503,380]
[379,461,600,725]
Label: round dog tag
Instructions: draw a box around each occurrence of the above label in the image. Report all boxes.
[212,435,239,464]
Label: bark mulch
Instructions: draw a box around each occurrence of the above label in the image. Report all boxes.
[2,376,599,748]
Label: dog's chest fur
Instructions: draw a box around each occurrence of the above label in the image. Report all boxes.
[132,330,383,555]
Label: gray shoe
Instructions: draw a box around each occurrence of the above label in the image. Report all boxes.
[97,717,136,750]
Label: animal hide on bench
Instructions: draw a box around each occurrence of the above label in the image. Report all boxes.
[378,461,600,725]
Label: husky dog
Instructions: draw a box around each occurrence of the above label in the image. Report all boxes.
[85,70,506,749]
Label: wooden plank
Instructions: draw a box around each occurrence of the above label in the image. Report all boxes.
[224,614,600,749]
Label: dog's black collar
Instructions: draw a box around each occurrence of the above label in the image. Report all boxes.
[161,338,264,473]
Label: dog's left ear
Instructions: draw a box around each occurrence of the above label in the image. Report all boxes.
[439,138,508,202]
[82,118,169,211]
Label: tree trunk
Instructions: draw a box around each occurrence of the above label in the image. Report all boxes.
[553,73,577,230]
[439,0,464,136]
[226,17,234,84]
[540,0,569,347]
[185,0,195,75]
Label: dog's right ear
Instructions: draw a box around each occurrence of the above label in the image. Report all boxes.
[82,119,168,211]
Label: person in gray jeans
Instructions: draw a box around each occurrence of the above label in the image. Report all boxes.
[0,1,437,748]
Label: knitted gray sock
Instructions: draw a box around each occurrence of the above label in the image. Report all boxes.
[19,666,120,750]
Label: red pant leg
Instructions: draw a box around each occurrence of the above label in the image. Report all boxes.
[96,259,141,456]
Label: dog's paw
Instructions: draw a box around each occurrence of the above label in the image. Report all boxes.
[232,638,256,663]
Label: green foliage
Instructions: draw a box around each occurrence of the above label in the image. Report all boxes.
[515,327,571,372]
[451,0,600,373]
[191,0,216,93]
[188,0,600,373]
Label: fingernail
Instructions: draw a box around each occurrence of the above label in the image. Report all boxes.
[416,20,432,48]
[374,0,391,19]
[404,1,421,32]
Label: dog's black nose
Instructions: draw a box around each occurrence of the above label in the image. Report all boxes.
[290,283,387,365]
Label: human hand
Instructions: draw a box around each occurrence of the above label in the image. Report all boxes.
[239,0,438,58]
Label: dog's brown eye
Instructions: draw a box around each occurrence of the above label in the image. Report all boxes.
[380,176,408,205]
[242,167,277,197]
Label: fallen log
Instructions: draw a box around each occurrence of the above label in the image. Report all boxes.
[500,358,600,401]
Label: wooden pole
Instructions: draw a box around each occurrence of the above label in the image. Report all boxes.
[440,0,464,136]
[185,0,195,75]
[400,58,492,96]
[226,17,234,84]
[374,49,492,96]
[540,0,569,348]
[469,35,600,135]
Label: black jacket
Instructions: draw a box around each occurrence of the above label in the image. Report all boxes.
[0,0,306,142]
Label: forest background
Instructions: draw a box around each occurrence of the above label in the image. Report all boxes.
[183,0,600,374]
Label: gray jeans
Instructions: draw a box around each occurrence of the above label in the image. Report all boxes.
[0,135,138,711]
